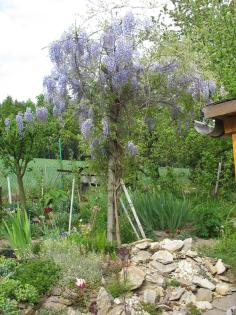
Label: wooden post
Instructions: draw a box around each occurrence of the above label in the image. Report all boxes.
[7,177,12,204]
[120,198,140,240]
[223,117,236,177]
[120,179,146,239]
[214,157,223,195]
[68,178,75,234]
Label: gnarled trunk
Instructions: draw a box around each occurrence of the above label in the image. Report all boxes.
[16,165,26,209]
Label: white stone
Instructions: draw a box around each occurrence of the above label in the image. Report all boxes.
[151,250,174,264]
[160,239,184,252]
[196,288,213,302]
[169,288,185,301]
[192,276,216,291]
[133,239,152,250]
[180,291,196,304]
[143,288,160,304]
[183,238,192,251]
[149,261,177,274]
[146,273,166,287]
[149,242,160,252]
[215,282,231,295]
[120,266,145,290]
[132,250,151,263]
[215,259,226,275]
[97,287,113,315]
[195,301,213,310]
[185,250,198,258]
[174,260,199,282]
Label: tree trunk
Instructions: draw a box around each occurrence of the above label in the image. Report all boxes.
[107,156,115,241]
[107,154,121,244]
[16,171,26,209]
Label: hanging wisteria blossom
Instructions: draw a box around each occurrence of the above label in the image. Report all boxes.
[36,107,48,121]
[16,113,24,134]
[24,107,34,122]
[4,118,11,128]
[127,141,138,156]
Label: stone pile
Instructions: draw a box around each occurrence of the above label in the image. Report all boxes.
[97,238,235,315]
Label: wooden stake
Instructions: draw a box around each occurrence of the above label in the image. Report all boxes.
[120,179,146,239]
[120,198,140,240]
[7,177,12,204]
[214,157,223,195]
[68,178,75,234]
[114,189,121,245]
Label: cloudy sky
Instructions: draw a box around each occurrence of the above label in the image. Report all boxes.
[0,0,168,103]
[0,0,88,102]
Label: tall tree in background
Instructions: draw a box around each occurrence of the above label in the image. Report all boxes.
[166,0,236,96]
[0,98,53,207]
[44,11,216,242]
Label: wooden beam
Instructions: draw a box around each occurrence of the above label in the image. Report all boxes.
[203,99,236,119]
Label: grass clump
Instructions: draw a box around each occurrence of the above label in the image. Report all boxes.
[141,303,162,315]
[106,280,131,298]
[132,191,191,234]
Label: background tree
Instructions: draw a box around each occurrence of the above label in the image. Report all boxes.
[44,11,216,242]
[0,97,57,207]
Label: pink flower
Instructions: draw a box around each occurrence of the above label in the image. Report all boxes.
[75,278,86,289]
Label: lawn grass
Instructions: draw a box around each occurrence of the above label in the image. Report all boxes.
[0,158,86,196]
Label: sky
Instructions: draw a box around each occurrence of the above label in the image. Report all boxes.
[0,0,88,102]
[0,0,169,103]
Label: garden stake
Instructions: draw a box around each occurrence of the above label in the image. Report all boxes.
[7,176,12,205]
[120,179,146,239]
[120,198,140,240]
[214,156,223,195]
[68,178,75,234]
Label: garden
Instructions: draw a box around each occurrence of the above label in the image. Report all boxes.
[0,1,236,314]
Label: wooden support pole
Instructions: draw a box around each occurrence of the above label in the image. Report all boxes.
[68,178,75,234]
[7,177,12,205]
[232,133,236,177]
[120,179,146,239]
[120,198,140,240]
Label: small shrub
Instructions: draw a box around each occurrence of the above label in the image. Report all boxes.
[187,303,201,315]
[13,258,60,294]
[41,239,102,287]
[0,256,18,277]
[14,283,39,304]
[193,202,225,238]
[141,303,162,315]
[0,278,19,299]
[106,280,131,298]
[0,296,18,315]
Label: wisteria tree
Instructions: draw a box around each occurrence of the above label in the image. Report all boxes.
[0,99,51,207]
[44,11,216,242]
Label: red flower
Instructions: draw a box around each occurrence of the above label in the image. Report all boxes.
[43,207,53,214]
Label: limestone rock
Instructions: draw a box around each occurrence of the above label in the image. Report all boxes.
[97,287,113,315]
[145,273,166,287]
[215,282,231,295]
[205,259,217,275]
[160,239,184,252]
[106,305,124,315]
[132,250,151,263]
[185,250,198,258]
[215,259,226,275]
[196,288,213,302]
[195,301,213,310]
[149,242,160,252]
[133,239,152,250]
[180,291,196,304]
[192,276,216,290]
[120,266,145,290]
[183,238,192,251]
[151,250,174,264]
[169,288,185,301]
[149,261,177,274]
[142,288,160,304]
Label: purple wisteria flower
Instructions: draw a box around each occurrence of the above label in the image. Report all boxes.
[122,11,136,34]
[36,107,48,121]
[145,117,154,131]
[24,107,33,122]
[4,118,11,127]
[81,118,93,139]
[16,113,24,134]
[127,141,138,156]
